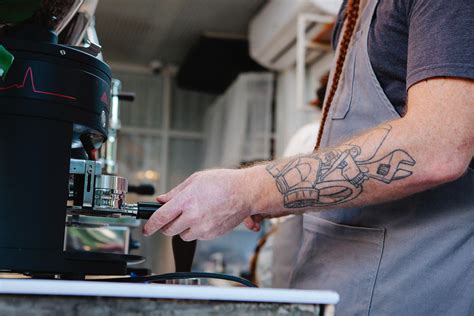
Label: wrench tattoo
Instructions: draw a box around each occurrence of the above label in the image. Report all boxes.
[266,125,416,208]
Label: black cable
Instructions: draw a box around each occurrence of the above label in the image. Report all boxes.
[98,272,257,288]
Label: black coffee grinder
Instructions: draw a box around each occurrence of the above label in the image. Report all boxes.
[0,0,165,279]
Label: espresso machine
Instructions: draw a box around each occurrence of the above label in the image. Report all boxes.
[0,0,170,279]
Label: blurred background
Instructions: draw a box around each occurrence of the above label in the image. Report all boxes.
[93,0,342,285]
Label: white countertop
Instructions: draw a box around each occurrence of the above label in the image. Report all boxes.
[0,279,339,305]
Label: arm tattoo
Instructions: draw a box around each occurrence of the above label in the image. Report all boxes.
[266,125,416,208]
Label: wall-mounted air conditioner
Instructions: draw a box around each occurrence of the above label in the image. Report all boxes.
[249,0,342,71]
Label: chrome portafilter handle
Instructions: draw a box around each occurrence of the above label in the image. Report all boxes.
[94,175,162,219]
[121,202,163,219]
[68,168,162,219]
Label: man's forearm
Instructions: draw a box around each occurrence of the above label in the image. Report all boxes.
[247,118,469,216]
[265,123,416,209]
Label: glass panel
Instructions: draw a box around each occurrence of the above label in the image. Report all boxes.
[65,226,130,254]
[114,72,163,129]
[167,138,204,190]
[171,84,216,132]
[116,133,162,199]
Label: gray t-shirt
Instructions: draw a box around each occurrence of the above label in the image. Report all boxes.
[334,0,474,114]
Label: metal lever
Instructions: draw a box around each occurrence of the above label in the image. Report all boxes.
[84,40,102,57]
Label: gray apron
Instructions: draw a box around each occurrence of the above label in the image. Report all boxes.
[289,0,474,315]
[271,215,303,288]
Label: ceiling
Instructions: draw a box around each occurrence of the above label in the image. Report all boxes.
[95,0,267,68]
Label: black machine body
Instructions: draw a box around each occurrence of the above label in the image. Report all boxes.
[0,26,163,277]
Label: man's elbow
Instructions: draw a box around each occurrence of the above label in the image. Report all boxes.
[427,153,472,186]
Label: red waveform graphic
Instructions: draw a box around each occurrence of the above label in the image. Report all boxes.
[100,91,109,105]
[0,67,77,100]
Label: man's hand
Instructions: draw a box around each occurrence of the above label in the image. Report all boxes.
[142,169,261,241]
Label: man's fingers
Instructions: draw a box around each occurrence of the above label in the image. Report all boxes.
[156,195,169,203]
[243,215,262,232]
[253,222,261,232]
[180,228,196,241]
[157,174,197,202]
[160,214,190,236]
[243,217,256,230]
[143,200,183,236]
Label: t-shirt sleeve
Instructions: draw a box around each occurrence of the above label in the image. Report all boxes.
[406,0,474,88]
